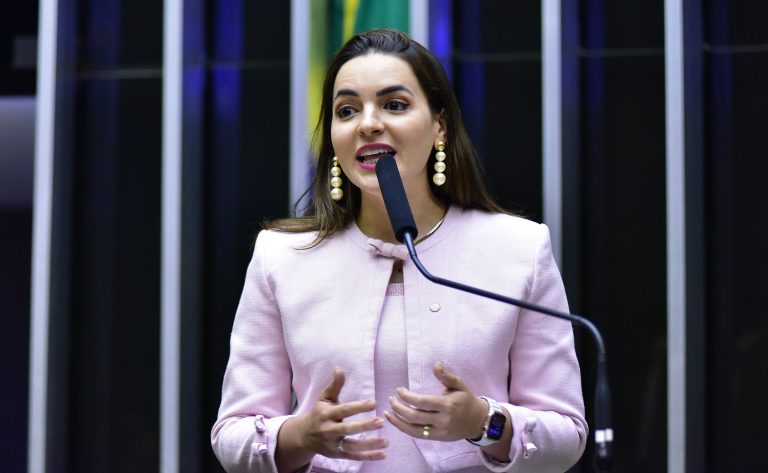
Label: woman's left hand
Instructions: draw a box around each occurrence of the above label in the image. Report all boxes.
[384,362,489,441]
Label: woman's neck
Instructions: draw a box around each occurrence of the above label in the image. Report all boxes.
[357,190,446,244]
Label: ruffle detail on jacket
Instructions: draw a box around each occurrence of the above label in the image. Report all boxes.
[366,238,410,261]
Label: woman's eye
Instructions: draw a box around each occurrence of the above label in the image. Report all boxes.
[384,100,408,112]
[336,105,357,118]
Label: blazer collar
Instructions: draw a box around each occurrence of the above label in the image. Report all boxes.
[343,205,464,259]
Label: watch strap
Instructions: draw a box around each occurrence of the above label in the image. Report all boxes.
[467,396,504,446]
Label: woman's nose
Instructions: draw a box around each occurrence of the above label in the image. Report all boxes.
[357,107,384,136]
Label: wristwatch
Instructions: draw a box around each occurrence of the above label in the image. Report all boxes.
[467,396,506,446]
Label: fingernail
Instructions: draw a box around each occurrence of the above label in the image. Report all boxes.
[388,395,395,404]
[373,417,384,427]
[396,386,405,394]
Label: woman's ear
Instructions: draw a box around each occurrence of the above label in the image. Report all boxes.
[435,109,447,144]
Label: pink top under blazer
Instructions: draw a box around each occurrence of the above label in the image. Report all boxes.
[211,206,588,473]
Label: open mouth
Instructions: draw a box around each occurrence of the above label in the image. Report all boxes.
[356,146,396,165]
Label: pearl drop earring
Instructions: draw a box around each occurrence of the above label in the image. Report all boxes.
[433,141,447,186]
[330,156,344,201]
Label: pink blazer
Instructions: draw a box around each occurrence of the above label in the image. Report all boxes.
[211,206,587,473]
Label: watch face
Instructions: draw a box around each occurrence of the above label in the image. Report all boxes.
[487,413,506,441]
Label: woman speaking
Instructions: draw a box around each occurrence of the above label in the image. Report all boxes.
[212,29,587,473]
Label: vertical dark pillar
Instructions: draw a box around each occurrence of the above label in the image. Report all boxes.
[0,3,38,472]
[682,1,705,471]
[47,0,164,471]
[38,1,295,472]
[203,1,291,471]
[704,1,768,471]
[560,3,582,468]
[578,1,668,471]
[47,1,78,471]
[561,0,582,313]
[204,3,245,469]
[180,1,206,472]
[452,0,542,218]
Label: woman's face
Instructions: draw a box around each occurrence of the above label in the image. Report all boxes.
[330,53,445,203]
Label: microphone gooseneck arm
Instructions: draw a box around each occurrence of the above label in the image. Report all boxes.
[401,232,613,472]
[373,154,612,470]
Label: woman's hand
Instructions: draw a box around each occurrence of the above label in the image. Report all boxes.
[383,362,488,442]
[276,367,388,472]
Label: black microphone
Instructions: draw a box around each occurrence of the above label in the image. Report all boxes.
[375,155,613,472]
[375,155,418,242]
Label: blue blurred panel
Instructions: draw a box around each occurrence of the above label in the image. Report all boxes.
[0,97,36,206]
[429,0,453,81]
[706,0,768,46]
[455,0,485,159]
[210,68,242,226]
[85,0,119,66]
[452,0,543,218]
[581,0,662,49]
[582,55,605,174]
[80,0,162,68]
[184,0,207,64]
[213,0,243,62]
[582,0,604,49]
[211,1,289,63]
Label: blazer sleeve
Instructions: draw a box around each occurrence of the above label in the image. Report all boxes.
[211,231,303,473]
[480,223,588,473]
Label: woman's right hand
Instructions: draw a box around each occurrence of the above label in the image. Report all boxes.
[276,367,388,471]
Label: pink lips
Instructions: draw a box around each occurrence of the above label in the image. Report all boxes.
[356,143,396,170]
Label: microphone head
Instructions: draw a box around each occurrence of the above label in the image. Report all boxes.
[375,155,418,243]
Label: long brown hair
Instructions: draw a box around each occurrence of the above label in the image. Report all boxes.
[265,29,505,245]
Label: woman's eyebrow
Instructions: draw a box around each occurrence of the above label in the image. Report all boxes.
[334,85,414,100]
[376,85,413,96]
[334,88,358,100]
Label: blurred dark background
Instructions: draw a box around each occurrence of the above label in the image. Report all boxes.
[1,1,766,472]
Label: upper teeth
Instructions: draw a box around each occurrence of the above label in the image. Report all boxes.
[359,148,392,157]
